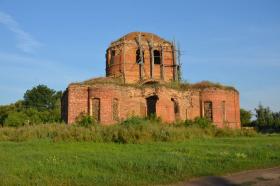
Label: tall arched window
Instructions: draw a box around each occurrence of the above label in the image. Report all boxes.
[204,101,213,121]
[146,95,158,117]
[153,50,161,64]
[92,98,100,122]
[171,98,180,120]
[136,49,144,64]
[112,98,119,121]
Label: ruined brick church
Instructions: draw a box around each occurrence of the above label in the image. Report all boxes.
[62,32,240,128]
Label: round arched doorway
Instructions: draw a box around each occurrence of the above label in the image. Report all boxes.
[146,95,159,117]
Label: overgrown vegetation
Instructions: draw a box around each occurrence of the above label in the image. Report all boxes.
[0,85,62,127]
[0,116,257,143]
[71,77,237,92]
[165,80,237,91]
[72,77,124,86]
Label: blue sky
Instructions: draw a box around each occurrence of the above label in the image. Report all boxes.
[0,0,279,112]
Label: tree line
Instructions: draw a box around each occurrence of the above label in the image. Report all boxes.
[241,106,280,132]
[0,85,62,127]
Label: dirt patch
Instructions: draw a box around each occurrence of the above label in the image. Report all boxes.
[171,167,280,186]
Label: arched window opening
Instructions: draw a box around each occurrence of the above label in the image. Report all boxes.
[112,98,119,121]
[92,98,100,122]
[171,98,180,120]
[153,50,161,64]
[136,49,144,64]
[204,101,213,121]
[146,95,158,117]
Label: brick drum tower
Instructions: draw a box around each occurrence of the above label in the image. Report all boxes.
[62,32,240,128]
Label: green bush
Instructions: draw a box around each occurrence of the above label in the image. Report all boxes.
[120,116,147,126]
[24,108,42,125]
[76,114,96,127]
[194,117,213,128]
[4,111,29,127]
[146,113,162,123]
[183,119,193,127]
[183,117,213,128]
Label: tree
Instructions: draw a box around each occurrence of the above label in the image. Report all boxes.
[23,85,58,111]
[254,104,280,132]
[0,85,62,127]
[240,108,252,127]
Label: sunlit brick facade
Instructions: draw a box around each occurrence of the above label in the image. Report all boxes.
[62,32,240,128]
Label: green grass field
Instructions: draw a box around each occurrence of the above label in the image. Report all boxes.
[0,135,280,186]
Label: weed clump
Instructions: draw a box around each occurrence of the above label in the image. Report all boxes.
[0,116,258,143]
[183,117,213,128]
[75,114,97,127]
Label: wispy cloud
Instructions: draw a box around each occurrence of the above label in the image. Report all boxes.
[0,11,42,53]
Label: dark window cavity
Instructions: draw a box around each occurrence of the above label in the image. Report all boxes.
[153,50,161,64]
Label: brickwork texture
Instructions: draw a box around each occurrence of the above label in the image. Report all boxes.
[61,32,241,128]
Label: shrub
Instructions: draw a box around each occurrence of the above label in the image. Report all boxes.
[183,119,193,127]
[24,108,42,125]
[146,113,162,123]
[76,114,96,127]
[183,117,213,128]
[194,117,213,128]
[4,111,29,127]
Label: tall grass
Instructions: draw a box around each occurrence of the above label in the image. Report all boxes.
[0,117,257,143]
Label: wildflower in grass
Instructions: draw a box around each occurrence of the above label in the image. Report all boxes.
[235,152,247,159]
[46,155,62,165]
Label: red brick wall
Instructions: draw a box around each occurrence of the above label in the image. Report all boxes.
[106,39,176,83]
[62,33,240,128]
[63,84,240,128]
[89,86,121,125]
[200,88,240,128]
[66,85,89,124]
[187,91,202,120]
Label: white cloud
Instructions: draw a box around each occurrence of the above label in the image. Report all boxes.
[0,11,42,53]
